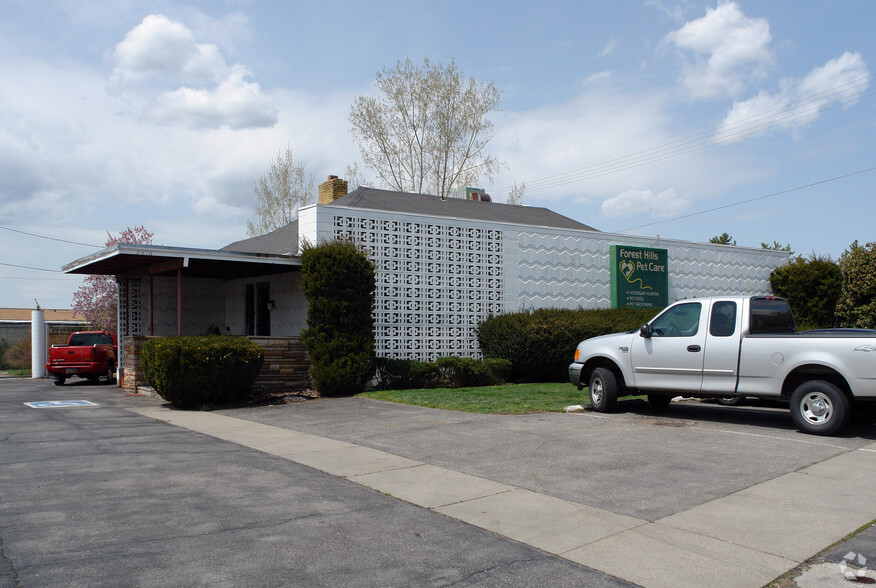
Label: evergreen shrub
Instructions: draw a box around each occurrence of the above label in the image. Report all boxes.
[374,358,443,389]
[300,239,376,396]
[375,356,512,389]
[478,306,661,382]
[836,241,876,328]
[769,255,841,328]
[435,356,512,388]
[141,336,264,409]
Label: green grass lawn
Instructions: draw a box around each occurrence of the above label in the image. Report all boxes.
[359,382,589,414]
[0,369,30,377]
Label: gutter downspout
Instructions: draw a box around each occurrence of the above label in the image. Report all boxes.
[177,268,182,336]
[176,257,189,336]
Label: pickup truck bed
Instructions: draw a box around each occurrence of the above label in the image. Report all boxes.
[46,331,118,386]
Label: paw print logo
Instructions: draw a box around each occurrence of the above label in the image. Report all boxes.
[838,551,874,583]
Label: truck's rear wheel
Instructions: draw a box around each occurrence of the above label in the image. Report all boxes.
[53,376,66,386]
[789,380,849,436]
[104,361,116,385]
[589,367,618,412]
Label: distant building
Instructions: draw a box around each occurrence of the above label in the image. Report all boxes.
[0,308,85,347]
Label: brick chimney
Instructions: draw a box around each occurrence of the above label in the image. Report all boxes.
[318,175,348,204]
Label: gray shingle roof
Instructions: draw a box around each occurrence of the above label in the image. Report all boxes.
[222,187,598,255]
[221,222,298,255]
[330,187,598,232]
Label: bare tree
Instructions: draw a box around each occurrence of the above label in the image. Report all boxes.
[246,146,314,237]
[349,58,502,198]
[344,162,368,191]
[506,180,526,205]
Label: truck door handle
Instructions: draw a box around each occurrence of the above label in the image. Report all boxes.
[687,345,701,352]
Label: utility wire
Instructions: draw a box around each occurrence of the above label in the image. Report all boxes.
[0,226,102,248]
[491,74,874,197]
[615,165,876,233]
[0,261,61,273]
[0,275,81,281]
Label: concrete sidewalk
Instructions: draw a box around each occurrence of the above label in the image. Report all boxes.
[131,404,876,588]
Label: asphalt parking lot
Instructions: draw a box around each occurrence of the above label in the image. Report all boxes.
[220,395,876,522]
[2,376,875,587]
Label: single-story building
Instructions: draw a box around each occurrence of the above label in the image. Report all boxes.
[62,176,789,391]
[0,308,85,348]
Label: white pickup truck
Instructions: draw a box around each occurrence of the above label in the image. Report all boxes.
[568,296,876,435]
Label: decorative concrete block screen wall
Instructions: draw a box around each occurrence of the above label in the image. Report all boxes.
[301,204,788,363]
[331,214,509,360]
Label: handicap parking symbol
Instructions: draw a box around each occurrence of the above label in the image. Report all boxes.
[25,400,99,408]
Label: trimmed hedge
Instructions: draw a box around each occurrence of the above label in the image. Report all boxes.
[375,356,512,389]
[300,239,376,396]
[141,336,264,409]
[477,307,661,382]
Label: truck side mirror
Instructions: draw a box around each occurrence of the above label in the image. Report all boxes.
[640,324,652,338]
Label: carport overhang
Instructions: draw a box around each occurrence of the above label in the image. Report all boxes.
[63,243,301,279]
[63,243,301,336]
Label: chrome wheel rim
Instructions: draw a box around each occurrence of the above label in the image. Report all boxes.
[591,378,604,404]
[800,391,833,425]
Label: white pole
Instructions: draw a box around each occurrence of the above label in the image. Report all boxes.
[31,309,46,378]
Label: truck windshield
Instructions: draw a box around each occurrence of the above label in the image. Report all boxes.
[749,298,796,334]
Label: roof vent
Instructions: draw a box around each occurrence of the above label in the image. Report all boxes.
[450,187,491,202]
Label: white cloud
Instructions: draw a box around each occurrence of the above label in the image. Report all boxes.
[489,81,735,220]
[110,14,277,131]
[664,2,772,99]
[111,14,228,85]
[716,51,870,142]
[150,66,278,129]
[600,188,691,218]
[646,0,688,23]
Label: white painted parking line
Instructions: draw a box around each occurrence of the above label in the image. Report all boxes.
[24,400,99,408]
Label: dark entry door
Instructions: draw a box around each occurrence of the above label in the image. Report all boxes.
[245,284,254,336]
[256,282,271,336]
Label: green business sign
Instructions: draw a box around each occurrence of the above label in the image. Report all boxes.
[610,245,669,308]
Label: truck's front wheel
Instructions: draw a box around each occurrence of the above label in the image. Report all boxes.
[589,367,618,412]
[790,381,849,436]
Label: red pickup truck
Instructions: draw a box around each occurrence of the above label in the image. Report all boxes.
[46,331,118,386]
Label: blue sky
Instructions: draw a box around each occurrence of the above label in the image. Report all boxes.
[1,0,874,309]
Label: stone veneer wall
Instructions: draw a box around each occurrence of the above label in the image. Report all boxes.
[121,335,311,395]
[248,336,311,392]
[121,336,152,392]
